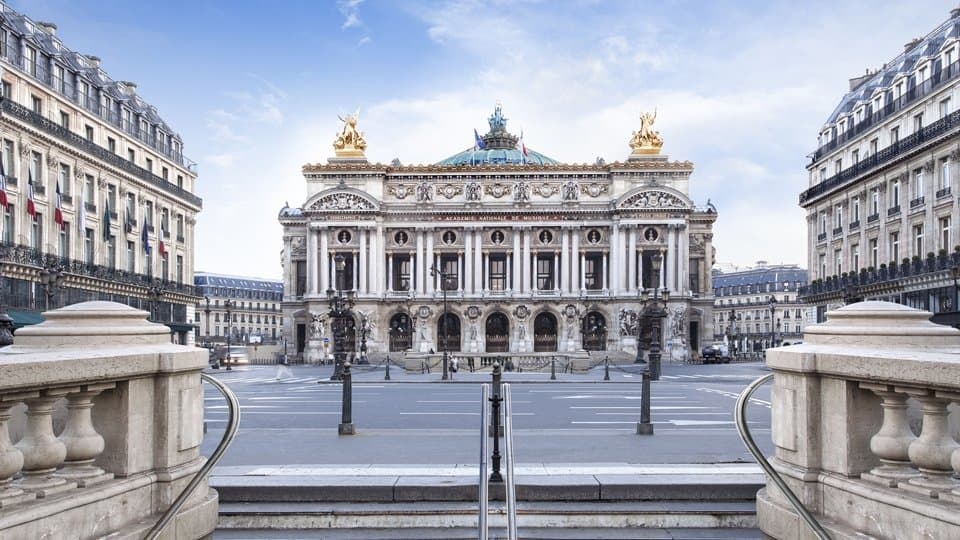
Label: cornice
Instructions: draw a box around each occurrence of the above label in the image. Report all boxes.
[301,159,696,175]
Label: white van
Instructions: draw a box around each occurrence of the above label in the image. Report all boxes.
[225,346,249,364]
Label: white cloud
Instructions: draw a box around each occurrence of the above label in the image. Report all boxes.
[339,0,364,29]
[204,153,239,169]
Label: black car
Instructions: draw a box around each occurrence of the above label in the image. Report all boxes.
[700,344,730,364]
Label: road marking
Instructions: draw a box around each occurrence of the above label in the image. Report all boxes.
[697,387,771,408]
[207,411,340,415]
[595,412,729,416]
[400,412,480,415]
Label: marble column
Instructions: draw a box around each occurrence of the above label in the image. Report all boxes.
[666,226,677,292]
[602,250,609,291]
[610,222,620,293]
[464,229,473,295]
[415,229,425,294]
[319,228,329,294]
[506,253,512,292]
[426,230,435,295]
[580,251,586,290]
[522,229,531,293]
[512,228,522,293]
[359,228,368,294]
[283,236,293,297]
[387,253,394,292]
[572,231,580,292]
[483,252,489,293]
[627,226,637,293]
[474,229,483,294]
[458,252,464,292]
[561,229,570,292]
[307,228,317,296]
[553,251,560,292]
[352,251,359,292]
[679,225,688,295]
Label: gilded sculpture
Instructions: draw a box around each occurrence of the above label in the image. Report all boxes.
[629,109,664,155]
[333,110,367,157]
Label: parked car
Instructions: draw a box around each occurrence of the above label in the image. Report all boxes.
[700,343,731,364]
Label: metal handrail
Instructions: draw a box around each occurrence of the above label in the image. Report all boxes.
[478,383,489,540]
[735,373,831,540]
[502,383,518,540]
[145,373,241,540]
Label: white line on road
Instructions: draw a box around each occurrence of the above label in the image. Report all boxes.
[595,412,729,416]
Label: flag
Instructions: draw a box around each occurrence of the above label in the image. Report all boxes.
[141,216,151,255]
[26,169,36,220]
[102,196,111,242]
[0,155,7,209]
[158,222,167,258]
[54,180,64,230]
[517,130,528,164]
[473,128,486,150]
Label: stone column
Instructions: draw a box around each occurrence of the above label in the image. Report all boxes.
[513,228,522,293]
[457,252,464,292]
[474,229,483,294]
[610,221,620,294]
[415,229,424,294]
[531,251,538,292]
[307,228,317,296]
[679,224,688,295]
[464,229,473,295]
[522,229,531,293]
[426,229,435,295]
[283,236,293,297]
[319,228,329,293]
[561,229,570,292]
[56,383,116,487]
[15,388,78,496]
[506,253,512,292]
[359,228,368,294]
[0,394,34,507]
[352,251,359,292]
[387,253,394,292]
[859,384,919,487]
[666,226,676,292]
[571,230,580,293]
[602,250,609,291]
[628,226,637,293]
[483,252,489,293]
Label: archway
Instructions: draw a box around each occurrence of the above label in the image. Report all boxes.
[485,312,509,352]
[389,312,412,352]
[533,312,558,352]
[437,312,462,352]
[582,311,607,351]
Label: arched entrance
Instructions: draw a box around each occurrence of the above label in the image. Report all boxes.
[437,313,462,352]
[582,311,607,351]
[485,312,509,352]
[389,312,412,352]
[533,312,558,352]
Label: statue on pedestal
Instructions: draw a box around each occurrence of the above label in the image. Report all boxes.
[333,110,368,158]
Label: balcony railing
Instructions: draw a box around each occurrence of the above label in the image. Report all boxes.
[801,109,960,205]
[909,196,925,209]
[84,201,96,213]
[0,99,202,208]
[937,186,952,199]
[849,220,860,231]
[867,213,879,224]
[887,205,901,217]
[799,251,960,300]
[33,184,46,196]
[817,232,827,242]
[0,242,195,296]
[832,226,843,236]
[810,59,960,164]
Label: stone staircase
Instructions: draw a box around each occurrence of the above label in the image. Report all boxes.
[210,464,763,539]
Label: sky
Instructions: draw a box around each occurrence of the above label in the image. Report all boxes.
[8,0,958,279]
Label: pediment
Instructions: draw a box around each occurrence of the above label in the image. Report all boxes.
[617,188,692,211]
[304,189,379,212]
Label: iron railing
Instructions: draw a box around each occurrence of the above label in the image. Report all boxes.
[0,98,202,207]
[502,383,518,540]
[478,383,489,540]
[800,251,960,300]
[735,373,831,539]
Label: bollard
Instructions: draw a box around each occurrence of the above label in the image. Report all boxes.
[637,368,653,435]
[489,361,503,483]
[604,356,610,381]
[338,362,355,435]
[385,356,391,381]
[550,358,556,380]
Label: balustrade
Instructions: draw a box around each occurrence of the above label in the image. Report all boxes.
[0,301,217,538]
[760,301,960,539]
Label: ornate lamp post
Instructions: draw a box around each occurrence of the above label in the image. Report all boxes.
[327,254,355,381]
[429,264,451,381]
[203,295,211,347]
[224,299,235,371]
[147,279,164,323]
[633,292,645,364]
[767,295,778,351]
[775,317,781,347]
[39,266,63,311]
[639,252,669,381]
[359,312,369,364]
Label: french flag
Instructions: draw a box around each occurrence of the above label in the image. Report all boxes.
[142,216,151,255]
[0,156,8,209]
[473,128,486,150]
[517,130,528,163]
[54,180,64,230]
[27,169,36,220]
[159,224,167,258]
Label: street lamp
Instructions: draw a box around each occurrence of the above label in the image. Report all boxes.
[639,252,669,381]
[633,292,645,364]
[429,264,452,381]
[39,266,63,310]
[203,295,211,347]
[359,312,369,364]
[767,295,778,351]
[327,254,355,381]
[148,279,164,323]
[224,299,235,370]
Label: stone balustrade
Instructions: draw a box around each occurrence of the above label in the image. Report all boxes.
[759,301,960,539]
[0,301,217,539]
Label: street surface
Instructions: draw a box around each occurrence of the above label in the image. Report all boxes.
[202,361,773,466]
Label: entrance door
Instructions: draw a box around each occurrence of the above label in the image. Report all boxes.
[485,312,509,352]
[689,321,700,352]
[389,313,412,352]
[438,313,462,352]
[296,323,306,354]
[533,312,558,352]
[582,311,607,351]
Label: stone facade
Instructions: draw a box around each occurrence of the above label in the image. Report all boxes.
[194,272,283,346]
[279,106,717,361]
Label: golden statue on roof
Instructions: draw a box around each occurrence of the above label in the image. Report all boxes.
[630,109,663,155]
[333,109,367,158]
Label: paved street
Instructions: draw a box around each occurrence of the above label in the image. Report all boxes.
[202,361,773,466]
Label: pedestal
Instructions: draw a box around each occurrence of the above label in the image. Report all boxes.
[305,339,326,365]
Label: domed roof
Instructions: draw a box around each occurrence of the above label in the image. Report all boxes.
[436,103,559,166]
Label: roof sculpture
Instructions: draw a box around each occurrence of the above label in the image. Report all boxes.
[436,103,559,166]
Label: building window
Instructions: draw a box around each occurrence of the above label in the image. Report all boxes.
[852,244,860,271]
[394,231,408,246]
[819,211,826,234]
[337,230,351,244]
[852,149,859,165]
[869,138,878,156]
[440,254,457,291]
[940,217,951,251]
[913,224,924,257]
[161,255,169,281]
[869,238,878,268]
[145,201,154,227]
[536,254,554,289]
[128,148,135,163]
[913,168,924,199]
[176,214,184,237]
[890,126,899,145]
[538,230,553,244]
[490,230,505,244]
[85,125,94,142]
[2,139,13,177]
[834,249,842,276]
[60,111,70,129]
[126,241,135,272]
[177,175,183,190]
[144,157,153,173]
[3,204,13,244]
[890,178,900,208]
[941,97,952,118]
[31,151,43,188]
[834,204,843,228]
[834,159,842,175]
[889,232,900,262]
[851,196,860,222]
[941,158,951,190]
[84,174,95,204]
[392,255,411,290]
[59,225,70,258]
[818,253,826,279]
[870,188,879,215]
[59,164,71,195]
[108,137,116,154]
[584,254,603,290]
[489,254,506,291]
[913,113,923,132]
[31,213,43,250]
[162,167,169,181]
[31,95,42,114]
[106,236,116,268]
[84,228,94,265]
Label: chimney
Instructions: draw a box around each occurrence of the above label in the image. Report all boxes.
[36,21,57,35]
[84,55,101,68]
[848,69,873,91]
[120,81,137,92]
[756,260,768,268]
[904,38,922,53]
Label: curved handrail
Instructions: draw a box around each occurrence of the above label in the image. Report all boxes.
[478,383,489,540]
[502,383,518,540]
[145,372,241,540]
[735,373,831,540]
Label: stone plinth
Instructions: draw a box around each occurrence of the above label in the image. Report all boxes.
[305,339,326,364]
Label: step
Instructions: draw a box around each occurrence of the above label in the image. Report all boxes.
[216,501,758,535]
[215,525,762,539]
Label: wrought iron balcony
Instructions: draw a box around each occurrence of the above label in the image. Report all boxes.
[0,99,202,208]
[5,175,16,187]
[887,205,901,217]
[867,213,879,224]
[909,196,926,209]
[801,108,960,206]
[800,251,960,301]
[849,220,860,231]
[34,184,46,196]
[85,202,96,213]
[937,186,952,199]
[817,232,827,242]
[832,226,843,236]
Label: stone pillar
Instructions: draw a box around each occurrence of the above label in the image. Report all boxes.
[474,229,483,294]
[458,252,464,292]
[506,253,512,292]
[679,224,688,295]
[359,228,368,294]
[307,228,318,296]
[900,390,959,496]
[859,384,919,487]
[0,396,33,507]
[283,236,293,298]
[553,251,560,292]
[628,226,637,293]
[16,389,77,496]
[571,230,580,292]
[426,229,435,295]
[523,229,531,293]
[387,253,394,292]
[464,229,473,295]
[415,229,424,294]
[610,221,620,294]
[531,252,538,292]
[56,383,115,487]
[602,250,609,291]
[561,229,570,292]
[580,251,586,290]
[513,228,522,293]
[319,228,329,293]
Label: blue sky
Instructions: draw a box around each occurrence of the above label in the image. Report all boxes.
[9,0,956,279]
